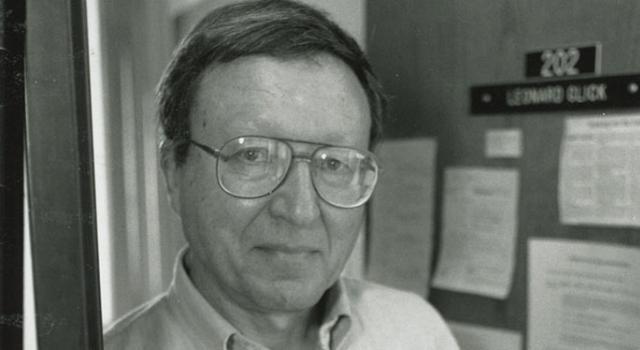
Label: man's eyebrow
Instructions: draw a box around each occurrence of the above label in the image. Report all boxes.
[323,134,350,146]
[294,132,349,147]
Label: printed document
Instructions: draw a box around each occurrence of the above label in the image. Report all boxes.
[432,167,519,298]
[560,114,640,226]
[529,239,640,350]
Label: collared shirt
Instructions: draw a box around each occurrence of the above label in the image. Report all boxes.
[104,248,459,350]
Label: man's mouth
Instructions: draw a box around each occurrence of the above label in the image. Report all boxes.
[255,244,319,255]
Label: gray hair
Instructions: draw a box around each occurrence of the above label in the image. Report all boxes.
[158,0,387,165]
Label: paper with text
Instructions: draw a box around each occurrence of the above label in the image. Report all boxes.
[432,167,519,298]
[560,114,640,227]
[485,129,523,158]
[528,239,640,350]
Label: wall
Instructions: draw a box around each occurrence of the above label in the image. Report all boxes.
[96,0,181,326]
[367,0,640,336]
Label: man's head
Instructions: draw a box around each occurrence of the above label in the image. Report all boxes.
[159,0,385,315]
[158,0,385,165]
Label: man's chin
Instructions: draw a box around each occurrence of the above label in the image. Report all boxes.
[247,277,330,313]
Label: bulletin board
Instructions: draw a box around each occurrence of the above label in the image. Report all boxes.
[366,0,640,345]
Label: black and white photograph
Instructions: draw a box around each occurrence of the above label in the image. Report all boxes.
[1,1,639,349]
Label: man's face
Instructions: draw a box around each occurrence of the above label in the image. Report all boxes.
[165,54,371,313]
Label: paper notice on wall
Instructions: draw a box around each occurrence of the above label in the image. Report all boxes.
[432,167,519,298]
[368,138,437,297]
[448,321,522,350]
[528,239,640,350]
[485,129,523,158]
[559,114,640,227]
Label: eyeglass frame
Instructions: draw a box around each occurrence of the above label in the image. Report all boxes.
[187,135,379,209]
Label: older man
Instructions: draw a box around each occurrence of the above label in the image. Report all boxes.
[104,1,458,349]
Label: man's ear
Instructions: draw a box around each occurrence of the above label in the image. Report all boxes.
[161,151,182,214]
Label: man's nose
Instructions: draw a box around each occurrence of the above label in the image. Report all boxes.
[268,159,321,225]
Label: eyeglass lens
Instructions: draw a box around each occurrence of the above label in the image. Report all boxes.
[216,136,378,208]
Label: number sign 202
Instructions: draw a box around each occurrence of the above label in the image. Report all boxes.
[526,44,599,79]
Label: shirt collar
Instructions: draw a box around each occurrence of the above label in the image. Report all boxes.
[319,278,354,350]
[168,247,236,349]
[167,246,355,350]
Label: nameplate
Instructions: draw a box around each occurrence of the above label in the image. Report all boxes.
[470,74,640,114]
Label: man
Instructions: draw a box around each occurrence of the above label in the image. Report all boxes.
[104,0,458,349]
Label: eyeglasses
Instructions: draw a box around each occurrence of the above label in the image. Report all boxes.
[188,135,379,208]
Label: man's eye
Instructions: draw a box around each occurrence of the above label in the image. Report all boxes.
[322,158,348,172]
[234,148,269,162]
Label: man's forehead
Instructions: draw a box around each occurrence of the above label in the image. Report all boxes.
[196,54,357,94]
[189,54,371,146]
